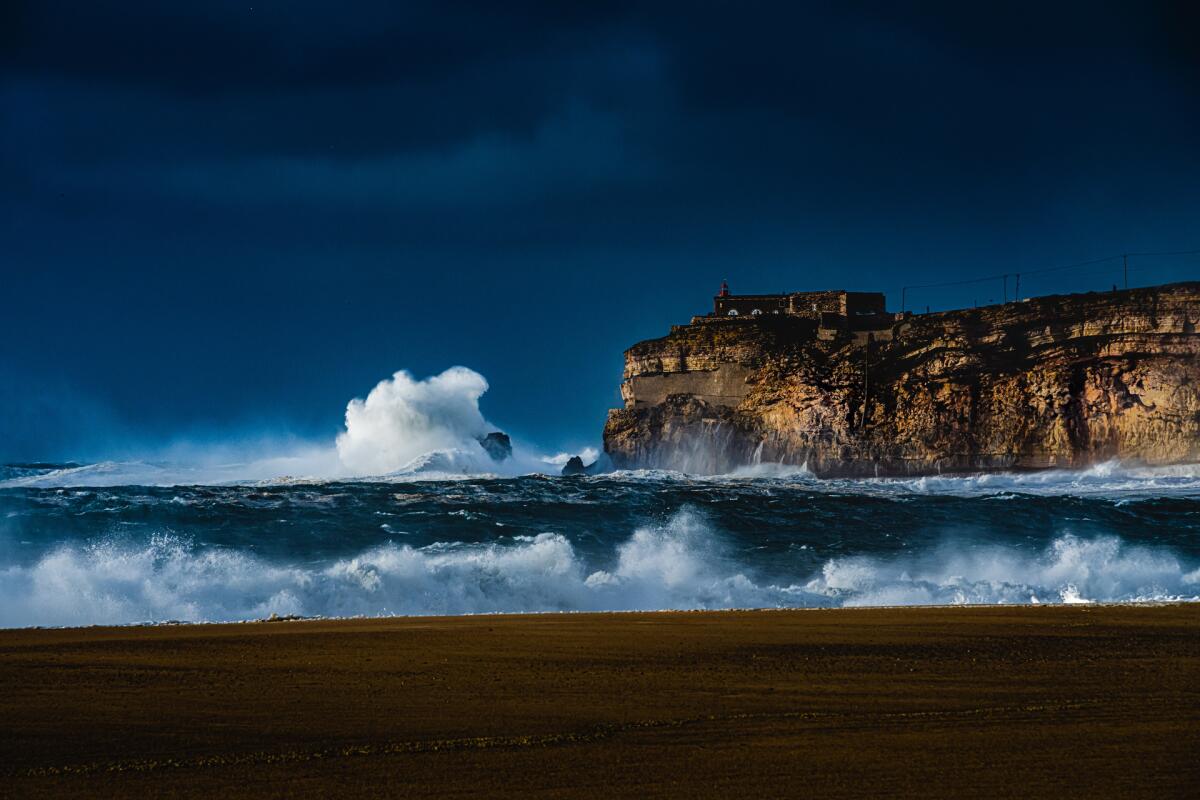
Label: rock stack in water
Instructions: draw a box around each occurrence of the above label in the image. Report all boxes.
[477,432,512,463]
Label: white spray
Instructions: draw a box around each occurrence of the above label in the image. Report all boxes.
[335,367,495,475]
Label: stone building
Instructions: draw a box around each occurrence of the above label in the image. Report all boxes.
[710,281,888,320]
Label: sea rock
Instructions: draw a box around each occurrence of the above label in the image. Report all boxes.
[603,283,1200,477]
[476,432,513,463]
[561,455,600,474]
[561,456,590,476]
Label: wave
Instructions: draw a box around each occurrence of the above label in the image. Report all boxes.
[0,451,342,488]
[0,461,177,488]
[0,449,522,488]
[9,454,1200,500]
[864,460,1200,498]
[725,461,816,479]
[600,460,1200,501]
[2,509,1195,628]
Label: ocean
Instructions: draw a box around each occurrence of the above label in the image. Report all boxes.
[1,461,1199,628]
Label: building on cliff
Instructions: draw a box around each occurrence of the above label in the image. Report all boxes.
[606,282,1200,477]
[711,280,887,319]
[702,281,901,343]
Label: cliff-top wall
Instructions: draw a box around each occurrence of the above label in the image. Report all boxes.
[603,283,1200,477]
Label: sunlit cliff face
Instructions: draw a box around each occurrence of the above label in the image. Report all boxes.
[605,284,1200,477]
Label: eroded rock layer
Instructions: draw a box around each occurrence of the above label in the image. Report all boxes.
[603,283,1200,477]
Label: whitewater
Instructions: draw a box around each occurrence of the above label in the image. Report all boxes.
[2,463,1199,628]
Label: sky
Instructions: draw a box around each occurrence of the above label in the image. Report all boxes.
[2,1,1199,462]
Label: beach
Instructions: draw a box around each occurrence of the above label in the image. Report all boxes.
[1,603,1197,798]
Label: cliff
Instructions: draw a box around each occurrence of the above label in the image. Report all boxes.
[603,283,1200,477]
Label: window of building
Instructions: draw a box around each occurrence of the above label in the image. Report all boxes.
[727,309,739,316]
[751,309,762,316]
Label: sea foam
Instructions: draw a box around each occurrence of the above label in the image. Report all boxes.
[1,509,1195,628]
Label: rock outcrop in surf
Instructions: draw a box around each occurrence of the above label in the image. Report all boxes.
[477,432,513,462]
[603,282,1200,477]
[561,455,604,476]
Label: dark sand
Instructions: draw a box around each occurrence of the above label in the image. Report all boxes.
[1,604,1197,798]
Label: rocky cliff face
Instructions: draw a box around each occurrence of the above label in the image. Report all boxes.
[603,283,1200,477]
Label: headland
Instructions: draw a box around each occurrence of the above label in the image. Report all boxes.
[605,282,1200,476]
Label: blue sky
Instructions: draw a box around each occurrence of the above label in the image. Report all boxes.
[2,1,1198,461]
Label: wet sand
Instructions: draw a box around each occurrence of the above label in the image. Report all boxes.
[1,604,1197,798]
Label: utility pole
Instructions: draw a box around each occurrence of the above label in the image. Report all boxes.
[901,286,907,314]
[861,335,870,429]
[1003,274,1008,303]
[1014,273,1020,301]
[1123,253,1128,289]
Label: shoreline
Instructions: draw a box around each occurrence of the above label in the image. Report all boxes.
[3,603,1197,798]
[6,597,1200,633]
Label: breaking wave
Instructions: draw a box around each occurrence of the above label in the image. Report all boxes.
[1,509,1195,628]
[866,460,1200,498]
[0,366,581,487]
[336,367,495,475]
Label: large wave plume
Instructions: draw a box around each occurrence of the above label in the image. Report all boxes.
[336,366,495,475]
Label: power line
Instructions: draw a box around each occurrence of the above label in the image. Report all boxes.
[903,272,1009,291]
[1125,249,1200,257]
[1018,254,1122,278]
[899,249,1200,312]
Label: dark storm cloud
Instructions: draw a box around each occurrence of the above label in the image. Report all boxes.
[2,1,653,162]
[2,2,629,92]
[6,2,1197,203]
